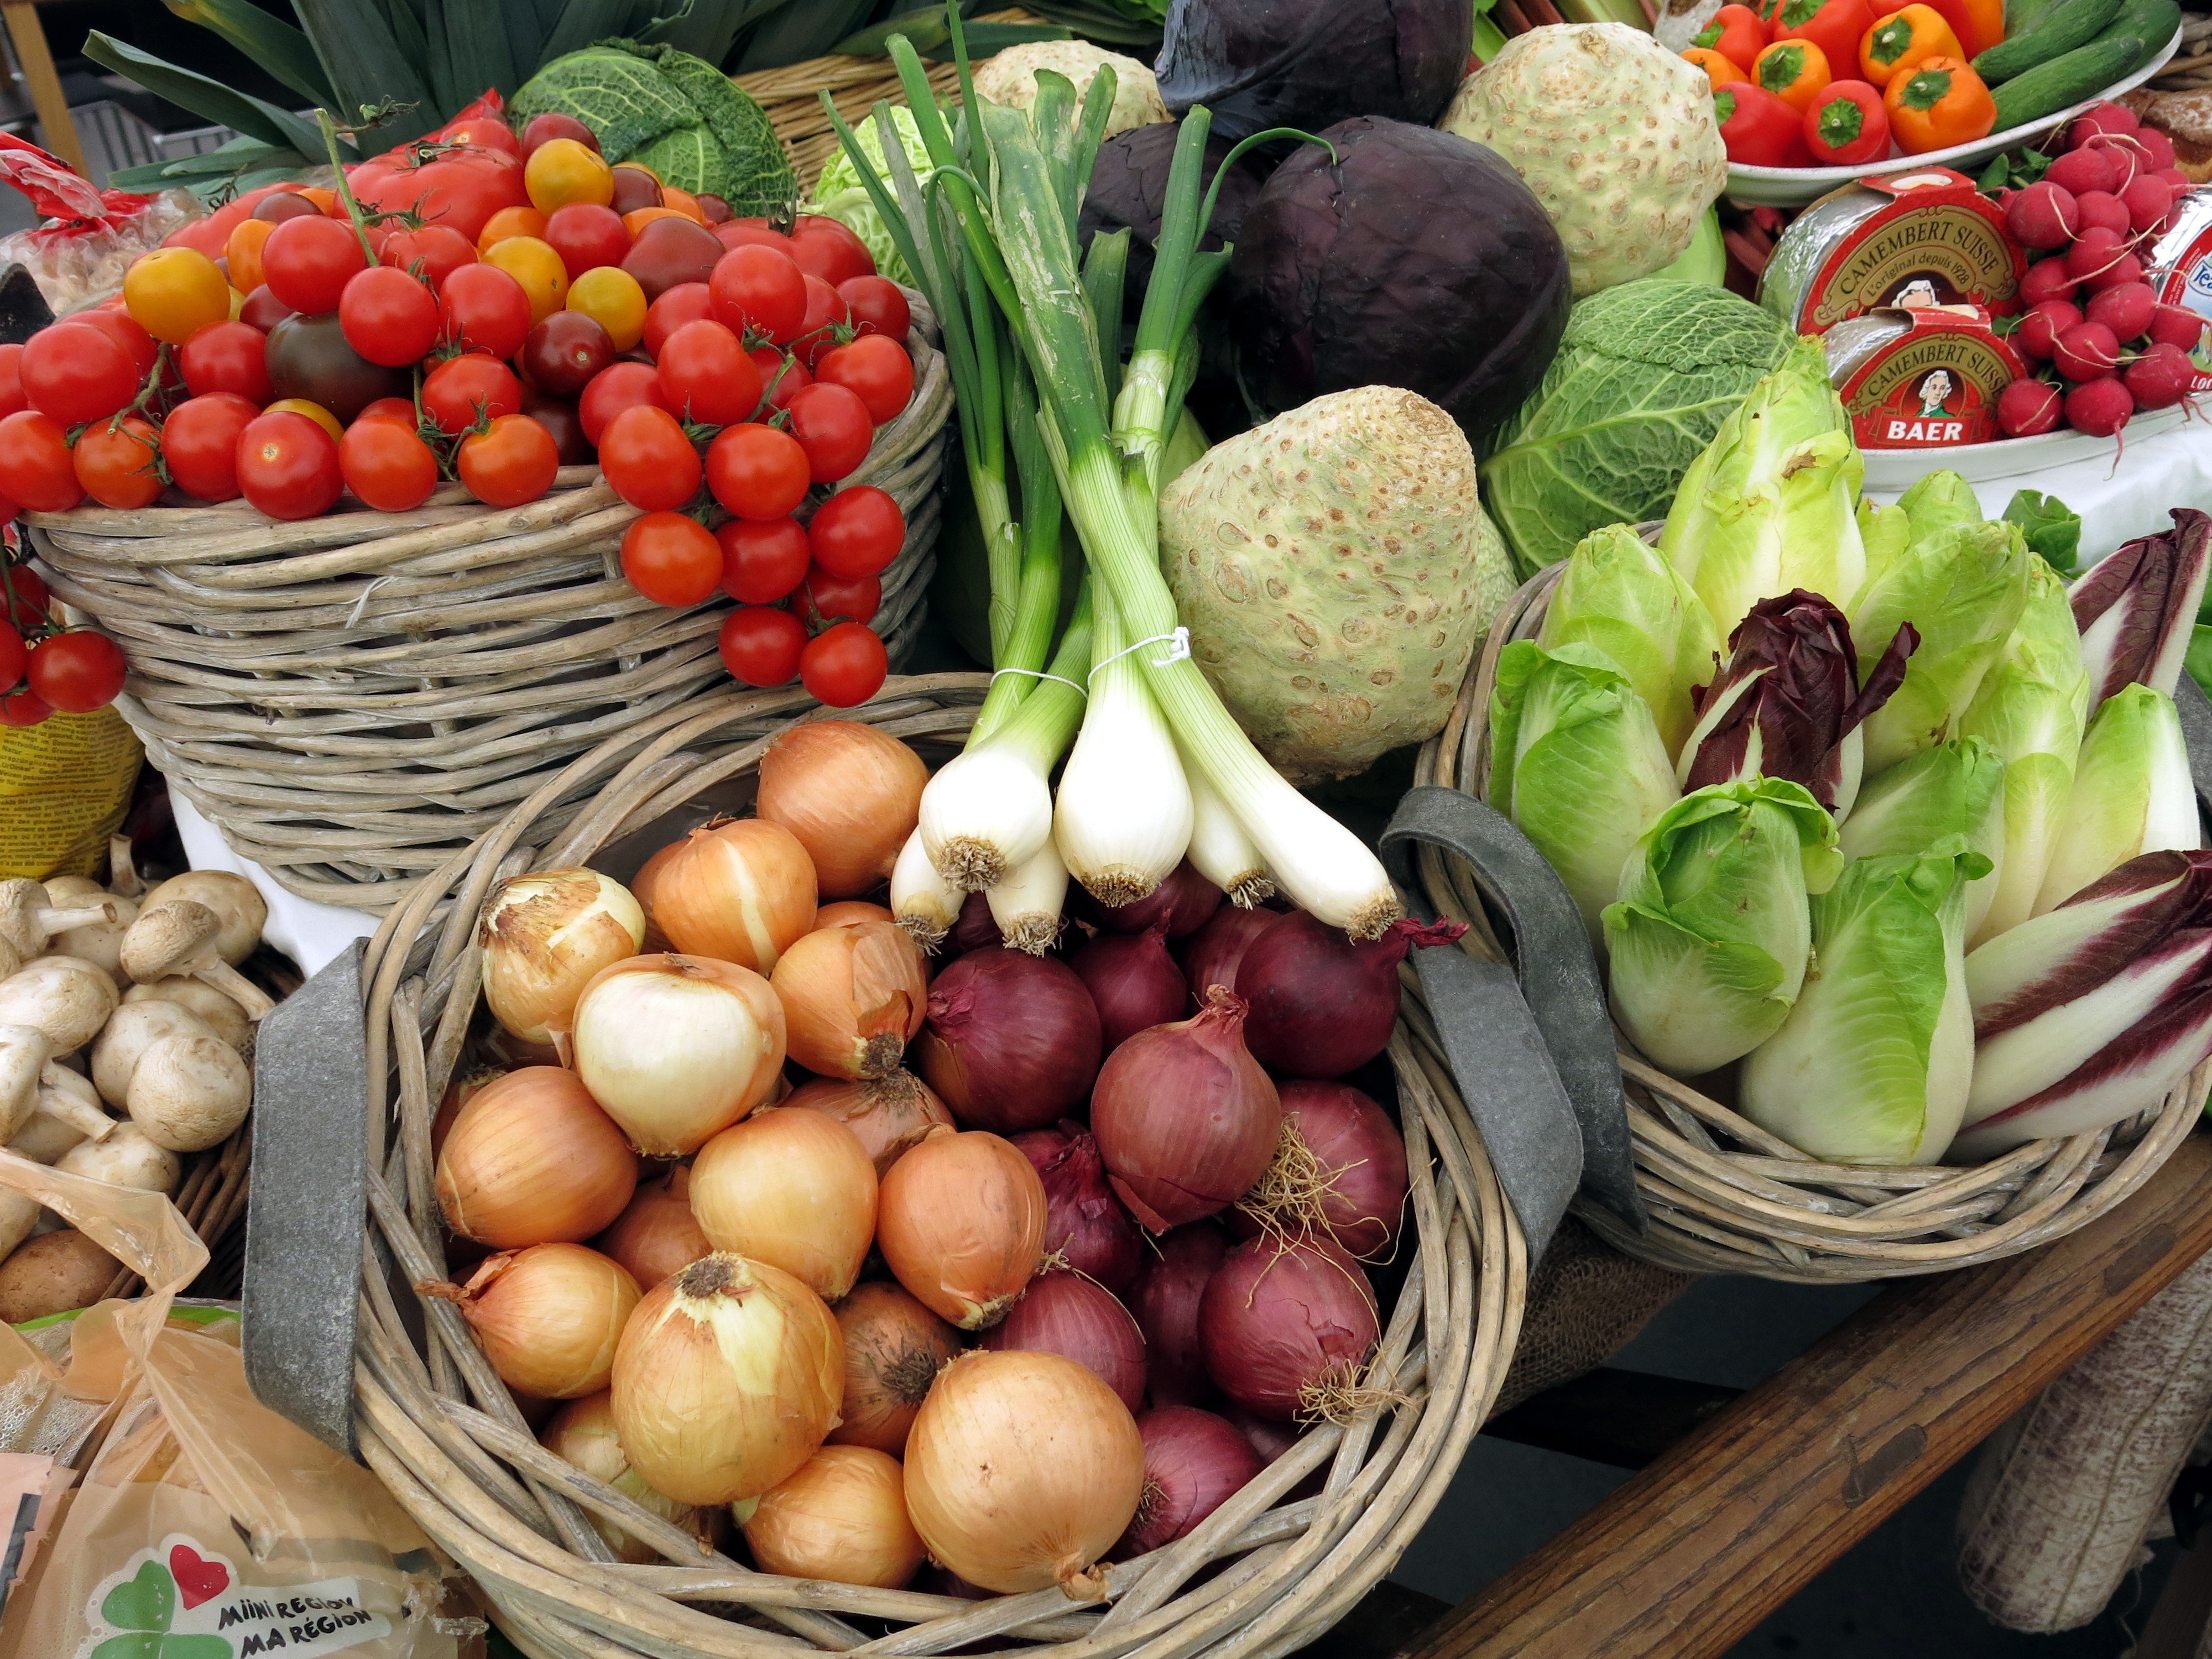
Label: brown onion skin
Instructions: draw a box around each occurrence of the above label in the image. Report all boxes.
[877,1127,1047,1329]
[652,818,818,974]
[1234,1082,1410,1259]
[1129,1223,1228,1407]
[785,1071,954,1176]
[1239,913,1463,1077]
[1115,1406,1264,1558]
[772,918,931,1080]
[593,1164,710,1288]
[828,1280,964,1455]
[1079,860,1223,938]
[914,948,1101,1134]
[629,842,679,953]
[816,901,896,930]
[1092,988,1281,1231]
[1069,924,1189,1054]
[742,1444,927,1589]
[1010,1123,1142,1293]
[1177,906,1282,1011]
[436,1067,637,1248]
[1199,1234,1379,1421]
[445,1243,641,1399]
[980,1269,1147,1412]
[757,721,928,899]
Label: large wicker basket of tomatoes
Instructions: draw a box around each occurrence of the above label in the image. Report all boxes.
[2,100,952,914]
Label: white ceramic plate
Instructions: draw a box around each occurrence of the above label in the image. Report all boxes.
[1723,25,2184,208]
[1857,401,2188,486]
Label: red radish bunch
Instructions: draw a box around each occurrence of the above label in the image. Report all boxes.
[1994,104,2203,441]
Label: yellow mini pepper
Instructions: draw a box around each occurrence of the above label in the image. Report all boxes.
[1859,4,1965,86]
[1683,45,1750,87]
[1752,38,1834,111]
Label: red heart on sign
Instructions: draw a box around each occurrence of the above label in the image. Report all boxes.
[169,1543,229,1610]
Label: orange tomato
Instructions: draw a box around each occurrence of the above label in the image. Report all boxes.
[1684,45,1750,86]
[622,206,692,239]
[483,235,570,323]
[226,217,276,294]
[263,397,344,443]
[658,186,708,225]
[478,205,549,253]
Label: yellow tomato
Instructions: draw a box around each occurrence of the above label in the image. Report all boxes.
[567,265,648,352]
[225,217,275,295]
[478,205,549,253]
[123,247,231,346]
[264,398,343,443]
[658,186,707,225]
[484,235,570,323]
[525,138,614,213]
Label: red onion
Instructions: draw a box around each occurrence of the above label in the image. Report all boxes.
[1070,924,1188,1053]
[979,1269,1147,1412]
[915,948,1102,1134]
[948,891,1000,954]
[1239,913,1465,1077]
[1233,1082,1410,1259]
[1178,906,1281,1009]
[1083,861,1223,938]
[1011,1122,1144,1293]
[1129,1223,1227,1407]
[1093,988,1281,1231]
[1199,1234,1379,1421]
[1115,1406,1264,1558]
[1222,1403,1322,1501]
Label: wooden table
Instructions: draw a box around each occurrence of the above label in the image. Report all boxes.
[1373,1131,2212,1659]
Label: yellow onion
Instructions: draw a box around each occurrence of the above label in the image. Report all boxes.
[432,1243,640,1399]
[479,868,645,1045]
[828,1280,963,1456]
[770,919,929,1079]
[904,1350,1144,1597]
[757,722,930,899]
[594,1165,711,1289]
[611,1251,844,1506]
[630,842,680,953]
[690,1108,878,1300]
[561,955,786,1156]
[877,1127,1046,1329]
[816,901,895,930]
[650,819,818,974]
[784,1072,953,1176]
[435,1067,637,1248]
[541,1389,705,1562]
[432,1063,507,1162]
[742,1445,926,1588]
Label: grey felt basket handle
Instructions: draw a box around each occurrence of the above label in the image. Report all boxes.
[1381,787,1643,1256]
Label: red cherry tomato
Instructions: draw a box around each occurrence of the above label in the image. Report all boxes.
[0,566,45,631]
[443,117,520,157]
[239,285,295,333]
[0,623,23,690]
[522,311,615,399]
[352,397,419,429]
[578,362,669,448]
[161,392,257,503]
[598,404,701,512]
[0,343,25,419]
[792,275,852,371]
[544,202,631,281]
[340,418,440,511]
[790,216,875,285]
[20,324,139,425]
[657,320,762,426]
[815,333,914,425]
[72,416,164,509]
[27,630,127,712]
[236,410,343,519]
[707,422,810,520]
[72,310,158,380]
[785,382,874,483]
[521,112,599,159]
[643,281,714,357]
[176,320,273,402]
[420,353,524,436]
[0,410,82,512]
[622,510,723,607]
[381,224,477,290]
[711,245,807,344]
[439,263,533,359]
[339,265,441,368]
[351,146,528,247]
[799,619,887,708]
[717,514,812,603]
[0,685,48,726]
[749,346,810,411]
[837,276,909,342]
[807,484,905,578]
[622,216,722,302]
[523,393,592,464]
[262,214,368,315]
[797,564,881,628]
[719,605,807,687]
[457,413,559,508]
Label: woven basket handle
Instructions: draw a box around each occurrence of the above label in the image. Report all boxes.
[1381,787,1644,1249]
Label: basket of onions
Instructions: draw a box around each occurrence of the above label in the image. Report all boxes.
[343,672,1523,1659]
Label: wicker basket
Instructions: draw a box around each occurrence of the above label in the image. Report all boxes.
[344,674,1526,1659]
[29,314,952,917]
[1413,563,2208,1284]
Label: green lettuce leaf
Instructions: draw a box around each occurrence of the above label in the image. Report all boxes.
[2035,684,2199,915]
[1536,521,1721,761]
[1839,737,2007,941]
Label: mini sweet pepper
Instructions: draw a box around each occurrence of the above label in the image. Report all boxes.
[1924,0,2004,58]
[1769,0,1879,85]
[1695,3,1775,72]
[1715,81,1819,166]
[1685,45,1751,87]
[1883,55,1997,151]
[1754,38,1835,111]
[1859,4,1966,86]
[1803,78,1892,161]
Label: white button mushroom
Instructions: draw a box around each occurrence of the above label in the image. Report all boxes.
[46,894,137,989]
[0,1025,116,1144]
[92,1001,217,1109]
[0,878,118,962]
[8,1113,84,1165]
[121,978,249,1050]
[137,871,264,967]
[126,1034,251,1151]
[107,836,143,900]
[0,956,119,1054]
[118,902,274,1021]
[56,1123,180,1196]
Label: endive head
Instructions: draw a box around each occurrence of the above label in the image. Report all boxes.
[1537,522,1722,759]
[2033,683,2201,916]
[1895,469,1984,546]
[2070,507,2212,714]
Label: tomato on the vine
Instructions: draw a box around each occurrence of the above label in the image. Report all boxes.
[352,397,419,429]
[420,353,524,436]
[352,145,528,247]
[706,422,808,520]
[236,410,343,520]
[800,619,887,707]
[642,282,712,358]
[20,324,139,426]
[444,117,521,158]
[176,320,272,403]
[816,333,914,426]
[75,310,159,379]
[27,631,127,713]
[457,414,559,508]
[382,224,477,291]
[161,392,257,503]
[807,485,904,578]
[578,362,668,448]
[792,275,851,370]
[789,217,874,287]
[0,685,50,726]
[0,411,83,512]
[0,623,25,690]
[717,515,811,604]
[797,564,881,628]
[598,404,701,511]
[621,510,722,607]
[340,265,441,367]
[658,320,761,426]
[837,276,909,343]
[0,343,27,420]
[710,244,807,343]
[72,417,164,510]
[719,605,807,687]
[123,247,231,346]
[0,565,49,630]
[785,382,873,484]
[340,418,439,512]
[748,347,809,412]
[439,262,532,359]
[262,214,368,316]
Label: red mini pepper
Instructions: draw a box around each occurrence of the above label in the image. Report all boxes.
[1768,0,1877,85]
[1803,79,1892,163]
[1716,82,1818,167]
[1694,3,1772,72]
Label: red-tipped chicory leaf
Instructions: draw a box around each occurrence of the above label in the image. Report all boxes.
[2070,508,2212,712]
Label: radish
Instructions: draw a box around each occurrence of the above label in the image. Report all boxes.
[2085,281,2157,343]
[2048,147,2116,197]
[2074,190,2131,237]
[2053,320,2121,382]
[1999,377,2063,437]
[2121,175,2177,234]
[2020,258,2080,306]
[2006,182,2079,249]
[2154,165,2190,194]
[2140,129,2177,173]
[2084,251,2146,294]
[2066,227,2127,280]
[2124,343,2198,410]
[2148,304,2208,353]
[2084,134,2142,194]
[2017,299,2082,359]
[2064,376,2135,437]
[2066,103,2138,148]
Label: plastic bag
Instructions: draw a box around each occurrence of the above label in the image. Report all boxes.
[0,1156,459,1658]
[0,134,204,314]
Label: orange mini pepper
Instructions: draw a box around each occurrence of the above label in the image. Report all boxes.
[1859,5,1965,85]
[1753,38,1834,111]
[1883,55,1997,151]
[1684,45,1750,87]
[1923,0,2004,57]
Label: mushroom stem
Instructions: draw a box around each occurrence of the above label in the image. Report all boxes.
[196,960,274,1021]
[41,900,117,935]
[108,836,142,898]
[36,1065,113,1141]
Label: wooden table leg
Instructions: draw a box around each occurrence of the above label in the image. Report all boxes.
[1404,1131,2212,1659]
[0,1,84,176]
